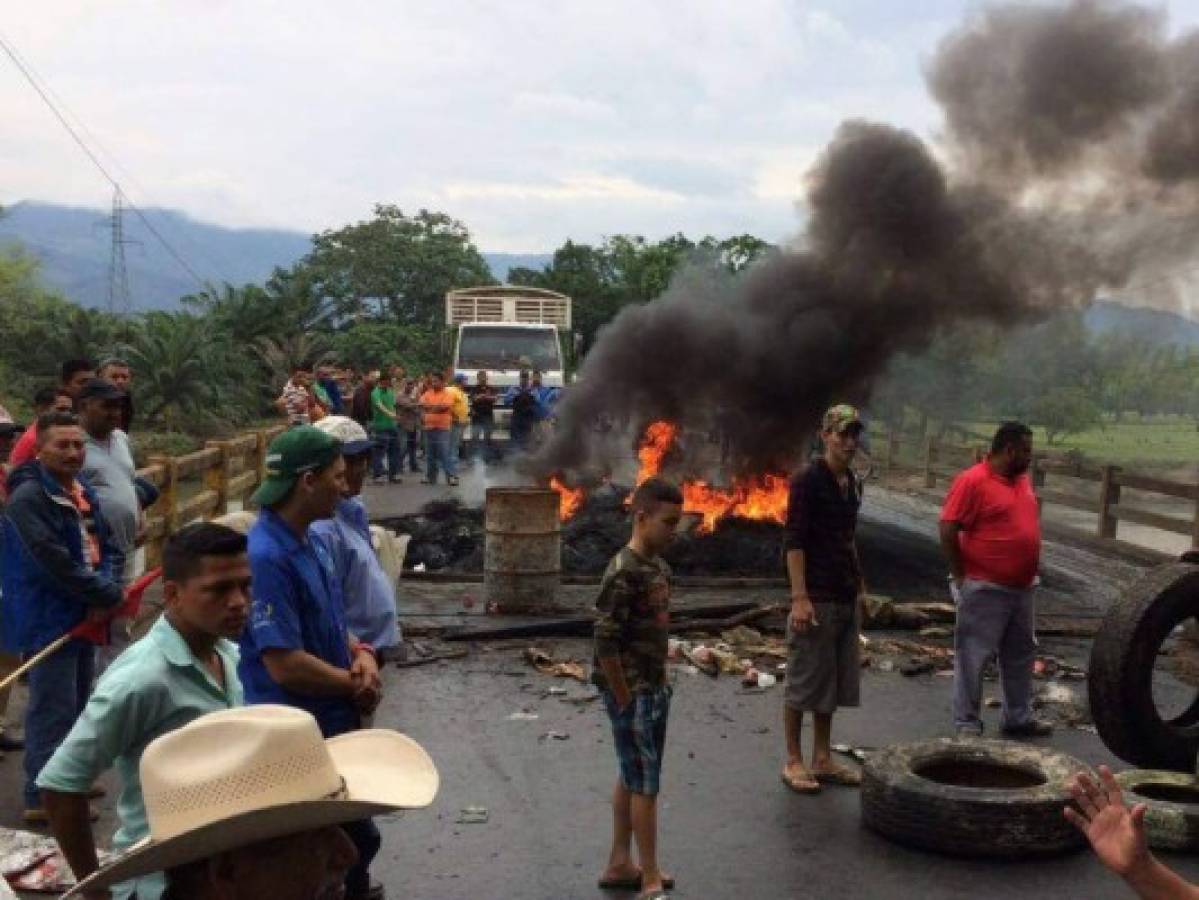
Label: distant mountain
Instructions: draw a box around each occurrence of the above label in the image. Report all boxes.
[0,201,313,310]
[1084,299,1199,346]
[0,201,553,310]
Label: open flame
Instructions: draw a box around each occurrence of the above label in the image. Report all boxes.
[549,475,585,522]
[636,421,679,485]
[549,421,791,533]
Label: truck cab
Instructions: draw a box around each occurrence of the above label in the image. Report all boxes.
[446,285,572,434]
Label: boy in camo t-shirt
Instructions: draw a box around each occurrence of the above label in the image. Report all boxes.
[593,477,682,899]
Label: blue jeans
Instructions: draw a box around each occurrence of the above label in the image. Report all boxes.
[450,422,465,464]
[401,429,420,472]
[371,428,401,480]
[425,429,454,482]
[26,639,94,808]
[470,419,495,461]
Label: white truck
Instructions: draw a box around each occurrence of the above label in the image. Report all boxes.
[446,285,572,435]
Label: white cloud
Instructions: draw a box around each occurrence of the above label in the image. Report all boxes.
[8,0,1195,253]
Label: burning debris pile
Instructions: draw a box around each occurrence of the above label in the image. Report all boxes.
[381,486,786,577]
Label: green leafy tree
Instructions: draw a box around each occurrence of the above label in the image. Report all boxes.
[125,313,226,430]
[1028,386,1104,446]
[305,206,494,326]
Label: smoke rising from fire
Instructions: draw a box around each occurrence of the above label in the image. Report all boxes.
[535,0,1199,481]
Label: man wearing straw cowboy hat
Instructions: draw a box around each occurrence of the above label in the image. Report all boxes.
[64,704,438,900]
[239,426,387,900]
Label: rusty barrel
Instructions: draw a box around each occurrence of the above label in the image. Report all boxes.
[484,487,561,613]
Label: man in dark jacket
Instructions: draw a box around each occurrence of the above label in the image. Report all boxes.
[0,411,123,823]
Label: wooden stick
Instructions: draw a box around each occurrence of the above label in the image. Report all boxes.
[0,633,71,694]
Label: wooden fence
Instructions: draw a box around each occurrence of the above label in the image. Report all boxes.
[878,431,1199,547]
[137,425,287,567]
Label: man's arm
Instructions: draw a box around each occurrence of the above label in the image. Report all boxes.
[939,521,966,582]
[373,395,397,420]
[1067,766,1199,900]
[6,491,123,609]
[261,648,356,697]
[783,474,817,633]
[42,791,106,898]
[594,571,633,709]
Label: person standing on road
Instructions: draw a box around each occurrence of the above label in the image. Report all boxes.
[941,421,1052,738]
[593,477,681,900]
[276,365,316,427]
[98,357,135,434]
[238,427,386,900]
[369,372,402,485]
[39,523,249,900]
[396,377,422,475]
[447,374,470,467]
[1,412,124,824]
[78,379,143,670]
[311,417,400,657]
[469,371,498,464]
[350,369,378,431]
[420,372,457,486]
[506,370,539,453]
[781,404,867,794]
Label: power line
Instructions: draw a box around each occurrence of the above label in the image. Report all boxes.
[1,34,235,287]
[0,29,213,291]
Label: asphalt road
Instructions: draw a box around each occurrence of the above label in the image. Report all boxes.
[2,463,1194,898]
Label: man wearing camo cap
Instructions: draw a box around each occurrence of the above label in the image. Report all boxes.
[780,404,868,795]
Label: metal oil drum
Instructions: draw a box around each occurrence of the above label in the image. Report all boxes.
[484,487,561,612]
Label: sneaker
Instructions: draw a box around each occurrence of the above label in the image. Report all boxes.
[388,477,403,484]
[0,733,24,752]
[372,476,385,485]
[1001,719,1054,738]
[955,722,984,738]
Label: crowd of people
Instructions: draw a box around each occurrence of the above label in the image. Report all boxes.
[276,363,560,486]
[0,357,434,899]
[0,354,1192,898]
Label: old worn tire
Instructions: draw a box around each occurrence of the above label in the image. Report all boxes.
[1116,769,1199,852]
[861,738,1090,858]
[1089,563,1199,771]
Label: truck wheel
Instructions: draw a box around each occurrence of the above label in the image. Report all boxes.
[861,738,1090,858]
[1088,563,1199,772]
[1116,769,1199,852]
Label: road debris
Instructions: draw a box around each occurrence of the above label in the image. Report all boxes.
[456,806,490,825]
[506,711,539,721]
[523,647,588,682]
[539,731,571,742]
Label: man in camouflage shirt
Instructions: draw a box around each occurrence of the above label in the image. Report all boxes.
[593,477,682,900]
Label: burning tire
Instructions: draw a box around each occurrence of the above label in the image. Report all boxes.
[1116,769,1199,852]
[861,739,1090,858]
[1089,563,1199,772]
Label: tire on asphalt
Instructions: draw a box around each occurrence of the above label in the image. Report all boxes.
[1116,769,1199,852]
[1088,563,1199,772]
[861,738,1090,858]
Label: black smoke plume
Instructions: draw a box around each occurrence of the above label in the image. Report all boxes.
[535,1,1199,480]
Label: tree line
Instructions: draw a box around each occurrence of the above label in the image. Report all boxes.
[0,204,772,435]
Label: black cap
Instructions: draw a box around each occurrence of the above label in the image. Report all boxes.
[77,378,126,402]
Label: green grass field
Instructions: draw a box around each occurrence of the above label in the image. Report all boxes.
[972,417,1199,469]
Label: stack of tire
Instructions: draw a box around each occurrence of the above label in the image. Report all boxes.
[1088,562,1199,851]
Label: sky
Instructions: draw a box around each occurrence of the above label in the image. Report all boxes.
[3,1,1199,255]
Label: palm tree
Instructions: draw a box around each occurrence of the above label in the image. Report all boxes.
[125,312,226,430]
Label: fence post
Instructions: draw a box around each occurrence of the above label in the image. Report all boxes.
[1031,456,1047,489]
[204,441,231,518]
[1191,495,1199,550]
[146,456,178,567]
[1098,464,1121,539]
[884,430,899,485]
[923,436,937,489]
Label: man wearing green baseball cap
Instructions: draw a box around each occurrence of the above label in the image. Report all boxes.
[241,426,387,899]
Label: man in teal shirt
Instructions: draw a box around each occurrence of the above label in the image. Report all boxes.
[39,523,250,900]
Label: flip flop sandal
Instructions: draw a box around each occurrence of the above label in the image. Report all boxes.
[814,766,862,786]
[780,771,822,794]
[598,874,676,890]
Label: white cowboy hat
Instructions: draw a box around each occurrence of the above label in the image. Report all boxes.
[66,705,439,896]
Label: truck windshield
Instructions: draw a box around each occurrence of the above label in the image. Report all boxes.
[457,327,561,371]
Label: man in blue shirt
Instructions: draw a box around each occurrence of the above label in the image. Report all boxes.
[239,426,385,900]
[39,522,249,900]
[312,417,400,654]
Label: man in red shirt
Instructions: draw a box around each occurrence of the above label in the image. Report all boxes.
[940,421,1051,738]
